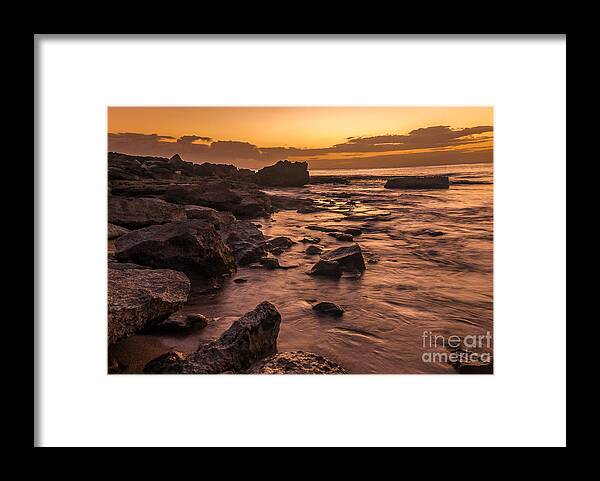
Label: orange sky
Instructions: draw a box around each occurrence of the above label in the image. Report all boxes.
[108,107,493,169]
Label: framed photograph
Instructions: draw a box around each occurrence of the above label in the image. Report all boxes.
[35,34,566,447]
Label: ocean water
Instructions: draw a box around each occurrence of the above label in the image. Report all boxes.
[111,163,493,374]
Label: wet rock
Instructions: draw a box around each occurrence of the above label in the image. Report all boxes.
[321,244,366,275]
[344,227,362,236]
[108,267,191,344]
[246,351,347,374]
[269,194,321,213]
[259,257,280,269]
[153,313,209,332]
[385,175,450,189]
[306,225,338,233]
[270,247,285,256]
[312,301,344,317]
[108,196,186,229]
[233,278,248,284]
[305,245,323,255]
[254,160,309,187]
[108,223,130,240]
[414,228,445,237]
[300,236,320,244]
[144,301,282,374]
[114,219,236,279]
[218,218,268,265]
[268,236,294,249]
[308,259,342,278]
[328,232,354,242]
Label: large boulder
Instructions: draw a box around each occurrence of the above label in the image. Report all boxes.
[144,301,282,374]
[163,181,271,218]
[108,196,186,229]
[108,223,130,240]
[114,219,236,278]
[108,267,190,344]
[246,351,347,374]
[254,160,309,187]
[384,175,450,189]
[184,205,267,265]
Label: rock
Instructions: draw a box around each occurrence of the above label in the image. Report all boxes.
[328,232,354,242]
[153,313,209,332]
[308,259,342,278]
[233,278,248,284]
[312,301,344,317]
[270,247,285,256]
[309,176,351,185]
[108,196,186,229]
[108,223,130,240]
[344,227,362,236]
[163,181,271,218]
[305,245,323,255]
[306,225,338,233]
[269,194,321,213]
[254,160,309,187]
[184,205,234,223]
[268,236,294,249]
[300,236,320,244]
[384,175,450,189]
[114,219,236,279]
[259,257,280,269]
[108,267,190,344]
[246,351,346,374]
[414,228,445,237]
[321,244,366,275]
[144,301,282,374]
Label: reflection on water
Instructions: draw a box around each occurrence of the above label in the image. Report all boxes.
[113,163,493,374]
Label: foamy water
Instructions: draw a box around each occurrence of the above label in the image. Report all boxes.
[112,163,493,374]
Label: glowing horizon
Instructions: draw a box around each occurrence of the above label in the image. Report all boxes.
[108,107,493,170]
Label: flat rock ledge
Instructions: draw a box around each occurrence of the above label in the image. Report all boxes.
[144,301,281,374]
[108,267,191,345]
[384,175,450,189]
[246,351,347,374]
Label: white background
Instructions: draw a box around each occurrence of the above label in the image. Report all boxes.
[36,35,566,447]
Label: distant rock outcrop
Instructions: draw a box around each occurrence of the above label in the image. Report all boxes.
[254,160,309,187]
[108,267,190,344]
[384,175,450,189]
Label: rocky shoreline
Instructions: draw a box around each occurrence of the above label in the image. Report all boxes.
[108,152,490,374]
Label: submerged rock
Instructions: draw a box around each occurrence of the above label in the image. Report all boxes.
[259,257,281,270]
[108,267,190,344]
[144,301,282,374]
[153,313,209,332]
[108,196,186,229]
[344,227,362,237]
[254,160,309,187]
[268,236,295,249]
[328,232,354,242]
[384,175,450,189]
[312,301,344,317]
[246,351,347,374]
[300,236,321,244]
[114,219,236,279]
[305,245,323,255]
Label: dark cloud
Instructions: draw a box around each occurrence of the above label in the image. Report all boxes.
[108,125,493,169]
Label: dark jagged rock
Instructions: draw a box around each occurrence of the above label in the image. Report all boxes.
[259,257,280,269]
[306,225,338,233]
[305,245,323,255]
[144,302,282,374]
[344,227,362,237]
[108,196,186,229]
[384,175,450,189]
[114,219,236,278]
[108,267,190,344]
[254,160,309,187]
[300,236,320,244]
[108,223,130,240]
[312,301,344,317]
[268,236,294,249]
[308,259,342,278]
[321,244,366,275]
[152,313,209,332]
[246,351,347,374]
[328,232,354,242]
